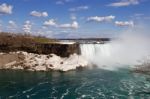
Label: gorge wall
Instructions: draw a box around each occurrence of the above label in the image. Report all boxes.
[0,43,80,57]
[0,33,80,57]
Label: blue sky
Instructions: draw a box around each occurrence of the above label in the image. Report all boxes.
[0,0,149,38]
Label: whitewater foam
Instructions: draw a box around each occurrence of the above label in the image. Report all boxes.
[80,37,150,70]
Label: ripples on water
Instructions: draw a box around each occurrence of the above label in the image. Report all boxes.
[0,68,150,99]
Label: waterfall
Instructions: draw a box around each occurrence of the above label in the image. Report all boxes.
[80,44,111,64]
[79,43,131,70]
[80,41,150,70]
[79,27,150,70]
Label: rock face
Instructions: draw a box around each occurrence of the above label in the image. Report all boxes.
[0,51,88,71]
[132,62,150,74]
[0,33,80,57]
[35,43,80,57]
[0,33,85,71]
[0,52,24,69]
[0,42,80,57]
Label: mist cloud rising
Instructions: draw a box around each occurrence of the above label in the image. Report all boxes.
[80,24,150,70]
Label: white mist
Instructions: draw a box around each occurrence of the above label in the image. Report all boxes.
[80,26,150,70]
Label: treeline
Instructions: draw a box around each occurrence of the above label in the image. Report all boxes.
[0,32,59,53]
[0,32,58,44]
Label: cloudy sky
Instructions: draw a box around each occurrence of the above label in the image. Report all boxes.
[0,0,149,38]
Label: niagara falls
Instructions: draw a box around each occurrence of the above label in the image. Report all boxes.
[0,0,150,99]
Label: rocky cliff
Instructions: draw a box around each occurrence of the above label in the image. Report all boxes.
[0,33,86,72]
[34,43,80,57]
[0,33,80,57]
[0,42,80,57]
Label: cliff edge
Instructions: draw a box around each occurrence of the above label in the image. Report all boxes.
[0,33,80,57]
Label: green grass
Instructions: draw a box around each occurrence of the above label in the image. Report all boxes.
[34,38,51,43]
[33,37,56,43]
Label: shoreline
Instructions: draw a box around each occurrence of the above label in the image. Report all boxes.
[0,51,88,72]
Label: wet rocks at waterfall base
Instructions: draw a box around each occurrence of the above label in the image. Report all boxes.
[0,51,88,72]
[132,60,150,75]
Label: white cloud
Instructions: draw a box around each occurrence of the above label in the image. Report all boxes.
[56,1,64,5]
[60,30,69,33]
[108,0,139,7]
[8,20,17,27]
[43,19,79,29]
[115,21,134,27]
[36,27,53,37]
[23,20,32,33]
[71,21,79,29]
[43,19,57,27]
[70,14,76,20]
[30,11,48,17]
[69,6,89,11]
[0,3,13,14]
[42,12,48,17]
[59,21,79,29]
[56,0,72,5]
[7,20,17,31]
[87,15,115,22]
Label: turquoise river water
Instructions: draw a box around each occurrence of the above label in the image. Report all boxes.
[0,67,150,99]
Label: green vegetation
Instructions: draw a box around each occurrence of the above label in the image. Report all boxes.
[0,32,58,44]
[33,36,58,43]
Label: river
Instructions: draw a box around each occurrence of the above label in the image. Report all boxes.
[0,68,150,99]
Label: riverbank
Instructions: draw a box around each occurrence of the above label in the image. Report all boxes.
[0,51,88,71]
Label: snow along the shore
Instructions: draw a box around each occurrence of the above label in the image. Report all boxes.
[2,51,88,71]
